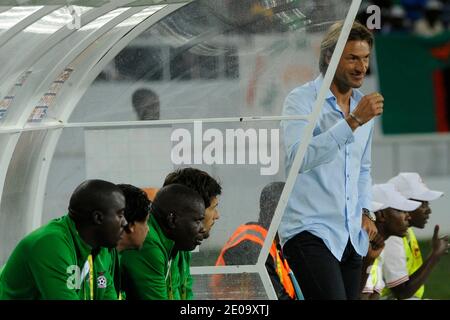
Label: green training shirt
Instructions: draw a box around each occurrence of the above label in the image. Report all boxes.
[0,215,119,300]
[120,214,193,300]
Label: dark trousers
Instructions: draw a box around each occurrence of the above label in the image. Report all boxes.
[283,231,362,300]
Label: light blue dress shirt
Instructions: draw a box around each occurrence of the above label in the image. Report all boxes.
[279,75,373,261]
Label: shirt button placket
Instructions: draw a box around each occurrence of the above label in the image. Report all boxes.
[345,147,350,206]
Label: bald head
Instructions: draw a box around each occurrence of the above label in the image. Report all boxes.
[69,179,123,221]
[68,179,127,248]
[153,184,204,219]
[152,184,206,251]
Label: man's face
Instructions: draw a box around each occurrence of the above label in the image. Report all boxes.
[408,200,431,229]
[173,204,206,251]
[202,197,220,240]
[334,40,371,89]
[130,214,150,250]
[385,208,411,237]
[99,191,127,248]
[137,97,160,120]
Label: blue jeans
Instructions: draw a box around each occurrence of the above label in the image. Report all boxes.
[283,231,362,300]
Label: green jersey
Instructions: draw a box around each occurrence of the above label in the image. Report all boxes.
[0,215,119,300]
[120,214,193,300]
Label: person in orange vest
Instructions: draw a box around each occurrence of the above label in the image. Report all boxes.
[142,187,158,201]
[116,184,151,252]
[214,182,302,300]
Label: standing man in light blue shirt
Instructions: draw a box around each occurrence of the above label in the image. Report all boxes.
[279,21,383,300]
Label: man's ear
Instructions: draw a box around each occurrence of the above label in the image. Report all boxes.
[376,210,386,223]
[125,222,135,234]
[92,210,104,225]
[325,52,331,67]
[166,212,177,229]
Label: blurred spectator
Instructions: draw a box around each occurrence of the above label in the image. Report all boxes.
[442,0,450,28]
[387,5,412,33]
[381,5,410,33]
[401,0,428,22]
[414,0,446,36]
[131,88,160,120]
[373,0,394,7]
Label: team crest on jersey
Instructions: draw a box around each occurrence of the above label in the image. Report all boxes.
[97,272,107,289]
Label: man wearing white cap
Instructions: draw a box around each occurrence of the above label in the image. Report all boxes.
[382,172,449,300]
[360,184,420,300]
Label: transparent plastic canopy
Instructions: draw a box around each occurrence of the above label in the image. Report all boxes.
[0,0,359,300]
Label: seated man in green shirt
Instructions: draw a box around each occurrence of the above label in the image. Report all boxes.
[163,168,222,240]
[120,184,206,300]
[116,184,151,252]
[0,179,127,300]
[114,184,152,299]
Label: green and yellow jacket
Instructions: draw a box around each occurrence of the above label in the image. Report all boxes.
[0,215,119,300]
[120,214,193,300]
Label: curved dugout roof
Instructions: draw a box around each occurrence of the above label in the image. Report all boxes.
[0,0,359,299]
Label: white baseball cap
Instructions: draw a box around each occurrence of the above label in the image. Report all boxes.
[372,183,422,211]
[388,172,444,201]
[371,201,385,212]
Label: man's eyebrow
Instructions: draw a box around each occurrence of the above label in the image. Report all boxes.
[348,53,370,58]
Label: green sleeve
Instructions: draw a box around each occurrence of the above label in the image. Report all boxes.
[121,245,168,300]
[29,235,81,300]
